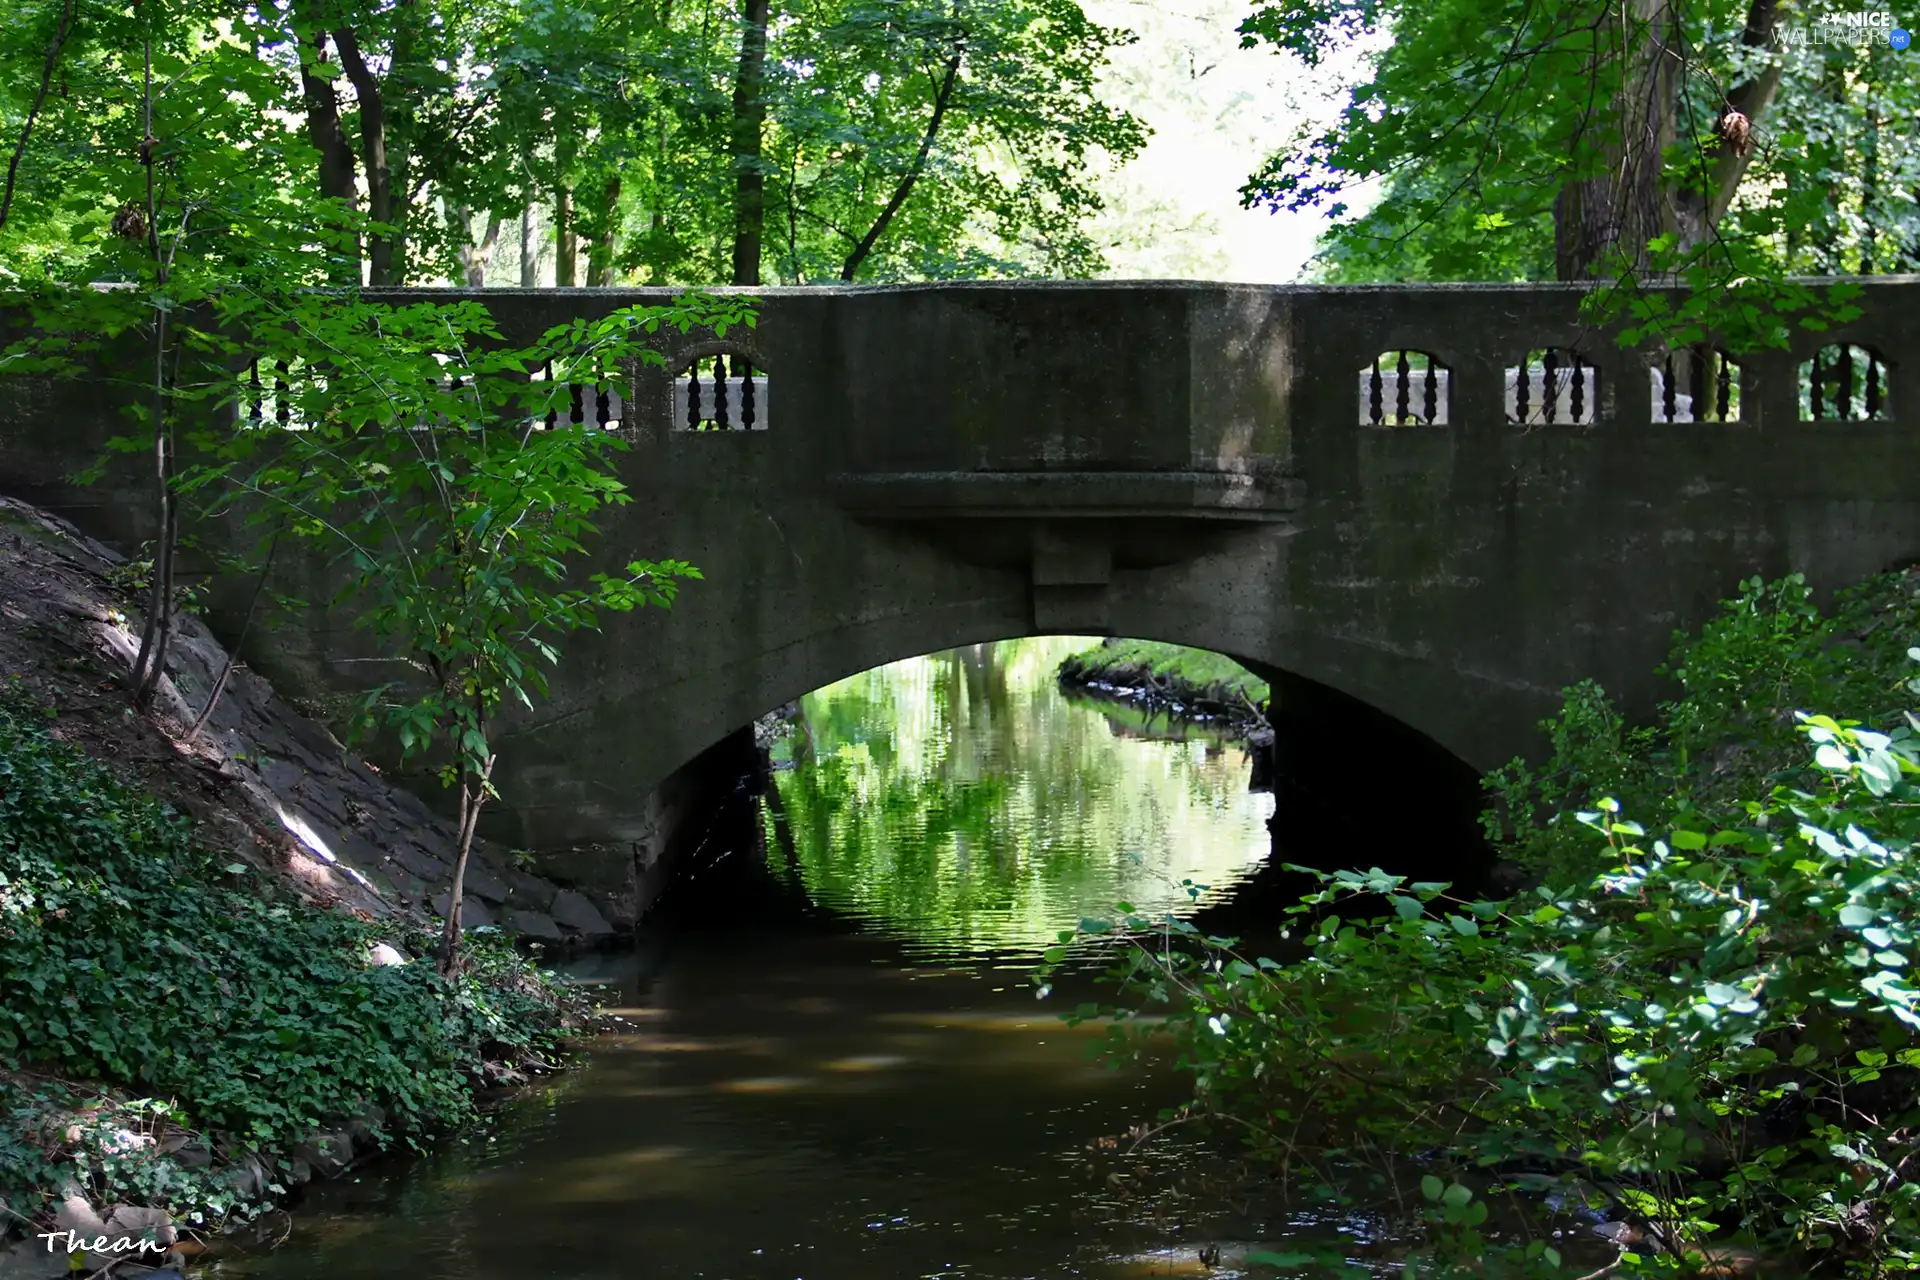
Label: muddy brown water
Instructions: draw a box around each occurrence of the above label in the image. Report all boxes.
[204,640,1541,1279]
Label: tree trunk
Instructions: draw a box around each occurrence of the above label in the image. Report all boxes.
[454,207,502,286]
[436,754,497,977]
[555,186,577,287]
[1551,0,1681,281]
[585,175,622,286]
[330,26,395,286]
[841,48,964,281]
[1,0,76,234]
[730,0,770,286]
[128,31,176,710]
[1860,79,1879,274]
[519,205,540,286]
[1671,0,1784,254]
[293,28,360,282]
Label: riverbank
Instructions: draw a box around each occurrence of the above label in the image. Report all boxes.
[1055,638,1270,740]
[1054,570,1920,1277]
[0,499,600,1272]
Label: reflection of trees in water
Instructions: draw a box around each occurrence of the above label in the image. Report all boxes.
[771,638,1272,952]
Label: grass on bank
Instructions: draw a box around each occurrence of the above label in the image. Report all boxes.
[0,687,586,1235]
[1058,638,1270,706]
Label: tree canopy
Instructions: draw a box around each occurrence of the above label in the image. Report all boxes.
[0,0,1147,289]
[1245,0,1918,288]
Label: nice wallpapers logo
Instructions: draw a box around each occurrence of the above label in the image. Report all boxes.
[1774,10,1913,47]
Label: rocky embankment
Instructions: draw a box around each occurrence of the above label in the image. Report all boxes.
[0,496,621,946]
[0,496,620,1274]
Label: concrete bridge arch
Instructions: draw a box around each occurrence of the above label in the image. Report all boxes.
[5,278,1918,861]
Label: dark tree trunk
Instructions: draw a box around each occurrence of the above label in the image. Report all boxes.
[0,0,76,234]
[1551,0,1681,281]
[841,48,963,281]
[1672,0,1784,253]
[1557,0,1783,277]
[555,186,576,286]
[585,175,622,286]
[294,29,360,282]
[731,0,770,286]
[330,26,395,286]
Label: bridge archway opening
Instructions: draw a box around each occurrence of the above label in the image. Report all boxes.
[643,635,1497,938]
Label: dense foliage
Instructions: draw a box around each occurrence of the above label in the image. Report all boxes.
[1050,571,1920,1277]
[0,0,1144,289]
[0,690,585,1225]
[1245,0,1918,315]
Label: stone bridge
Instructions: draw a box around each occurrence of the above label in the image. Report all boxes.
[5,278,1919,859]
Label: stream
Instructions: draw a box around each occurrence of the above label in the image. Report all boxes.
[206,638,1431,1280]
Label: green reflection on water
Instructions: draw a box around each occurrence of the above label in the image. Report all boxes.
[769,637,1275,955]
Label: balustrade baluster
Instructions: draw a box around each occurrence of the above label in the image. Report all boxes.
[1809,349,1825,419]
[1838,344,1855,420]
[1542,350,1559,424]
[569,380,584,425]
[686,359,702,429]
[1688,347,1706,422]
[715,354,731,429]
[1423,361,1438,424]
[544,360,558,429]
[1514,359,1529,424]
[247,360,262,423]
[1394,351,1411,423]
[1716,353,1732,422]
[596,381,611,427]
[1866,354,1883,419]
[1662,354,1677,422]
[1368,356,1383,424]
[742,360,756,428]
[275,360,290,424]
[1570,357,1585,423]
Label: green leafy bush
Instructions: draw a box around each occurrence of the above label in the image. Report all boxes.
[1049,574,1920,1277]
[1485,570,1920,884]
[0,693,582,1224]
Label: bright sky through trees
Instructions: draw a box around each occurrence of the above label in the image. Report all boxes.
[1082,0,1383,282]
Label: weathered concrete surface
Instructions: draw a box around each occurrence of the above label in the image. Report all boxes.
[5,278,1918,857]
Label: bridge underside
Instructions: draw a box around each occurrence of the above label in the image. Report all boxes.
[4,279,1918,853]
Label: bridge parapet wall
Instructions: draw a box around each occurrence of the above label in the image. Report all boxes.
[2,279,1917,852]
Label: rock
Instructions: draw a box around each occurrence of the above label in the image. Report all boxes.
[505,909,566,943]
[550,890,613,938]
[53,1191,109,1240]
[344,1109,385,1154]
[338,831,392,870]
[258,756,306,795]
[495,864,558,912]
[429,893,493,930]
[292,1131,354,1178]
[387,842,452,883]
[0,1238,73,1280]
[225,1154,268,1199]
[459,858,510,905]
[532,846,636,899]
[103,1206,175,1249]
[367,942,408,967]
[156,1132,212,1169]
